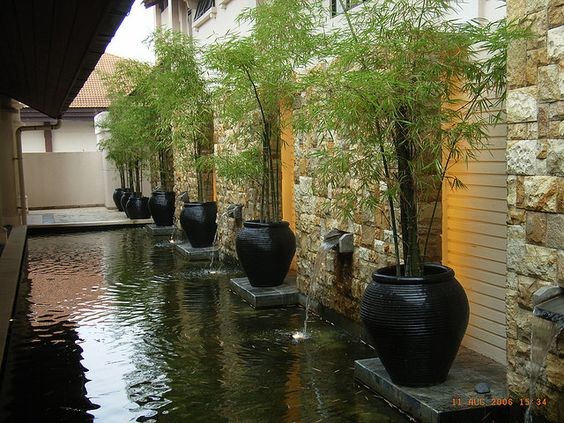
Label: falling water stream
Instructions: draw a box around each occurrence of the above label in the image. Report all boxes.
[293,231,345,342]
[524,316,562,422]
[168,216,178,245]
[208,210,230,272]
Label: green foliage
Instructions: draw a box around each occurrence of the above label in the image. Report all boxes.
[296,0,528,275]
[99,58,155,192]
[149,29,212,154]
[100,30,213,197]
[206,0,325,222]
[148,28,214,198]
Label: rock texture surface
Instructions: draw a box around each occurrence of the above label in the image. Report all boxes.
[506,1,563,421]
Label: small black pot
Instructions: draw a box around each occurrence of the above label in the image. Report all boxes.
[360,264,469,387]
[112,188,130,211]
[125,193,151,220]
[179,202,217,248]
[236,220,296,287]
[148,191,175,226]
[120,191,133,217]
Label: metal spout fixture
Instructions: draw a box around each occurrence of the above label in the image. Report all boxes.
[323,229,354,254]
[226,204,243,219]
[178,191,189,202]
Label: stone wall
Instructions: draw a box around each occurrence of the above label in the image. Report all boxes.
[506,0,563,421]
[293,128,443,319]
[209,123,262,261]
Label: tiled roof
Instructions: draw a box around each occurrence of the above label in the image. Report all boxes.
[69,53,122,109]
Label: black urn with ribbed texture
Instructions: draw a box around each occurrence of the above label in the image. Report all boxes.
[148,191,175,226]
[125,194,151,219]
[236,221,296,287]
[179,202,217,248]
[120,191,133,217]
[360,263,469,387]
[113,188,130,211]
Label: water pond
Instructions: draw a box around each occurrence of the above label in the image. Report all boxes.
[0,229,409,422]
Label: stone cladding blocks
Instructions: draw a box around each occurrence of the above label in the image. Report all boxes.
[506,1,563,421]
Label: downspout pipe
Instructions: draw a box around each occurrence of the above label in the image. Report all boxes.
[15,119,62,224]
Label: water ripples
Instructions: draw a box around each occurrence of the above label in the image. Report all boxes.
[0,229,408,422]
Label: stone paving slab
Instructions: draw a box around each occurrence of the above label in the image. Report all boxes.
[145,224,175,236]
[174,241,218,261]
[229,276,300,309]
[27,207,152,230]
[354,347,510,423]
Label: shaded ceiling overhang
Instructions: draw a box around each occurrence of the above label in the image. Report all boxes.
[142,0,161,7]
[0,0,135,119]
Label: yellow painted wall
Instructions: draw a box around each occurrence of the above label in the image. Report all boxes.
[281,104,297,271]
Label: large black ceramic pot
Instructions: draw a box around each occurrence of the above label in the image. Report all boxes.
[120,191,133,217]
[179,202,217,248]
[360,263,469,387]
[125,193,151,219]
[148,191,175,226]
[112,188,130,211]
[236,220,296,287]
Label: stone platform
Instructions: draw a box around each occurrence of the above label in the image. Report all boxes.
[355,347,511,423]
[174,241,218,261]
[145,224,175,236]
[229,276,300,308]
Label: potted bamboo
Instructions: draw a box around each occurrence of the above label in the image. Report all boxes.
[101,58,154,219]
[206,0,322,286]
[298,0,527,386]
[151,29,217,246]
[102,140,130,212]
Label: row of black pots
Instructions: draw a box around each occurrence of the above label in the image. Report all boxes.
[113,188,220,246]
[233,219,468,389]
[113,188,175,224]
[114,186,468,388]
[113,188,151,220]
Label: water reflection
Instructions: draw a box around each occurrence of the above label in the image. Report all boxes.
[0,229,408,422]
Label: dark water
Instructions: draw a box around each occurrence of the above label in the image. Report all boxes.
[0,229,409,422]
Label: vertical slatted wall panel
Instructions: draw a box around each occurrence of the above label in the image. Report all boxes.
[443,119,508,365]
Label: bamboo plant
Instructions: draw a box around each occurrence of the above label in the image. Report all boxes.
[205,0,324,223]
[100,58,155,195]
[297,0,528,276]
[149,29,214,201]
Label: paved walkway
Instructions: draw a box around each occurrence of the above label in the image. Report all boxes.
[27,207,152,229]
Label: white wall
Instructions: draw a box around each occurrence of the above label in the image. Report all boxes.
[159,0,507,49]
[447,0,506,21]
[23,152,106,209]
[155,0,256,45]
[191,0,255,45]
[22,119,98,153]
[21,130,45,153]
[52,120,98,152]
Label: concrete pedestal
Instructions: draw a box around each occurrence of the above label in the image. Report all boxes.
[354,347,511,423]
[229,276,300,308]
[145,224,175,237]
[174,241,218,261]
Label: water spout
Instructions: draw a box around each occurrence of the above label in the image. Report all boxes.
[525,287,563,422]
[226,204,243,220]
[322,229,354,254]
[293,229,354,341]
[178,191,189,203]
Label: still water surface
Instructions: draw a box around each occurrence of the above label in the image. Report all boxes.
[0,229,409,422]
